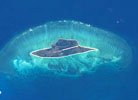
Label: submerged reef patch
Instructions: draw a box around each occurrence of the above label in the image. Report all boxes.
[0,20,132,77]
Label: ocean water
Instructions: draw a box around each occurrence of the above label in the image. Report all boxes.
[0,0,138,100]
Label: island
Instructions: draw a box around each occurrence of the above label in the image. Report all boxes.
[30,38,97,58]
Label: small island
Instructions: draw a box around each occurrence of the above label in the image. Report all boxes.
[30,38,97,58]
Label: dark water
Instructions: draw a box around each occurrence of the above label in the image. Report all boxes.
[0,0,138,100]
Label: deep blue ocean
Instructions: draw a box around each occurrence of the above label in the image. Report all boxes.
[0,0,138,100]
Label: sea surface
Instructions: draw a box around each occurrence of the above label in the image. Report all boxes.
[0,0,138,100]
